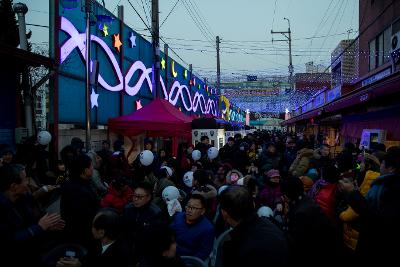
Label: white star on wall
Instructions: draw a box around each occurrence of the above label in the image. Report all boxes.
[91,88,99,108]
[129,32,137,48]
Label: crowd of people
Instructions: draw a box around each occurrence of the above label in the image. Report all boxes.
[0,130,399,267]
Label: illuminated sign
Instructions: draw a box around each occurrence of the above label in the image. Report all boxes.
[59,16,217,117]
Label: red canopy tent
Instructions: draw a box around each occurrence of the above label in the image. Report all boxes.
[108,98,193,157]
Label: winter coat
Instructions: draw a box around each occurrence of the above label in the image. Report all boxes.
[259,183,282,209]
[222,214,289,267]
[336,149,356,173]
[339,206,360,251]
[219,144,236,163]
[289,148,314,177]
[122,202,162,238]
[359,170,380,196]
[259,152,281,173]
[348,173,400,265]
[122,201,163,263]
[84,239,132,267]
[60,178,100,248]
[313,182,338,223]
[100,185,133,214]
[339,170,379,251]
[282,148,297,174]
[287,195,342,265]
[171,212,215,260]
[0,193,45,266]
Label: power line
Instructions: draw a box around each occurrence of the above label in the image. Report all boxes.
[302,0,334,64]
[181,0,214,46]
[332,0,349,41]
[318,0,345,54]
[126,0,152,35]
[188,0,215,37]
[271,0,278,29]
[27,23,49,28]
[112,0,123,14]
[160,0,181,28]
[138,0,151,27]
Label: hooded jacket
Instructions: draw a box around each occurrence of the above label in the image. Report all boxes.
[289,148,315,177]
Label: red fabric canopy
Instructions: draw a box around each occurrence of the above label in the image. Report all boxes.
[108,98,192,136]
[108,99,193,156]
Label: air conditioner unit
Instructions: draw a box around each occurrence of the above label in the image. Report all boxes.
[15,127,29,144]
[391,32,400,52]
[391,32,400,65]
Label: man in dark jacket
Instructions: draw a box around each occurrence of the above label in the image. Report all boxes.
[281,138,297,176]
[123,181,163,263]
[219,186,289,267]
[219,137,236,164]
[195,136,211,162]
[0,165,65,266]
[60,154,100,250]
[56,209,131,267]
[340,146,400,265]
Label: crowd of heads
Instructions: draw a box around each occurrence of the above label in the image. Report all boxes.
[1,130,400,266]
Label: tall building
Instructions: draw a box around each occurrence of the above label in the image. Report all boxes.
[331,39,359,88]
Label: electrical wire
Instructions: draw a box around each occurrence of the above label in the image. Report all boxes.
[126,0,152,35]
[181,0,214,46]
[160,0,181,28]
[188,0,215,37]
[138,0,151,27]
[112,0,123,15]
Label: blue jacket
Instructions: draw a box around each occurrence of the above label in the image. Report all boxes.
[171,212,214,260]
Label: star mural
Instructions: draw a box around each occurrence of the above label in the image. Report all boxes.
[102,24,108,37]
[161,57,166,70]
[129,32,136,48]
[136,99,142,110]
[112,33,122,52]
[90,88,99,108]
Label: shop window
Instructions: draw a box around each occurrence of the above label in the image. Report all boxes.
[369,25,393,70]
[383,26,391,64]
[369,40,376,71]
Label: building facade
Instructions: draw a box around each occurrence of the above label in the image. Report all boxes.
[284,0,400,149]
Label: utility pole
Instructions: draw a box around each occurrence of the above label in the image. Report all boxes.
[216,36,221,94]
[84,0,92,152]
[347,29,353,39]
[118,5,124,116]
[164,43,169,96]
[13,3,33,136]
[216,36,221,117]
[189,63,193,116]
[271,18,293,90]
[152,0,160,99]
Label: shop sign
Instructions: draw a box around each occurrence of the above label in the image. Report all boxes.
[361,68,391,87]
[314,92,325,108]
[360,93,369,102]
[327,86,341,103]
